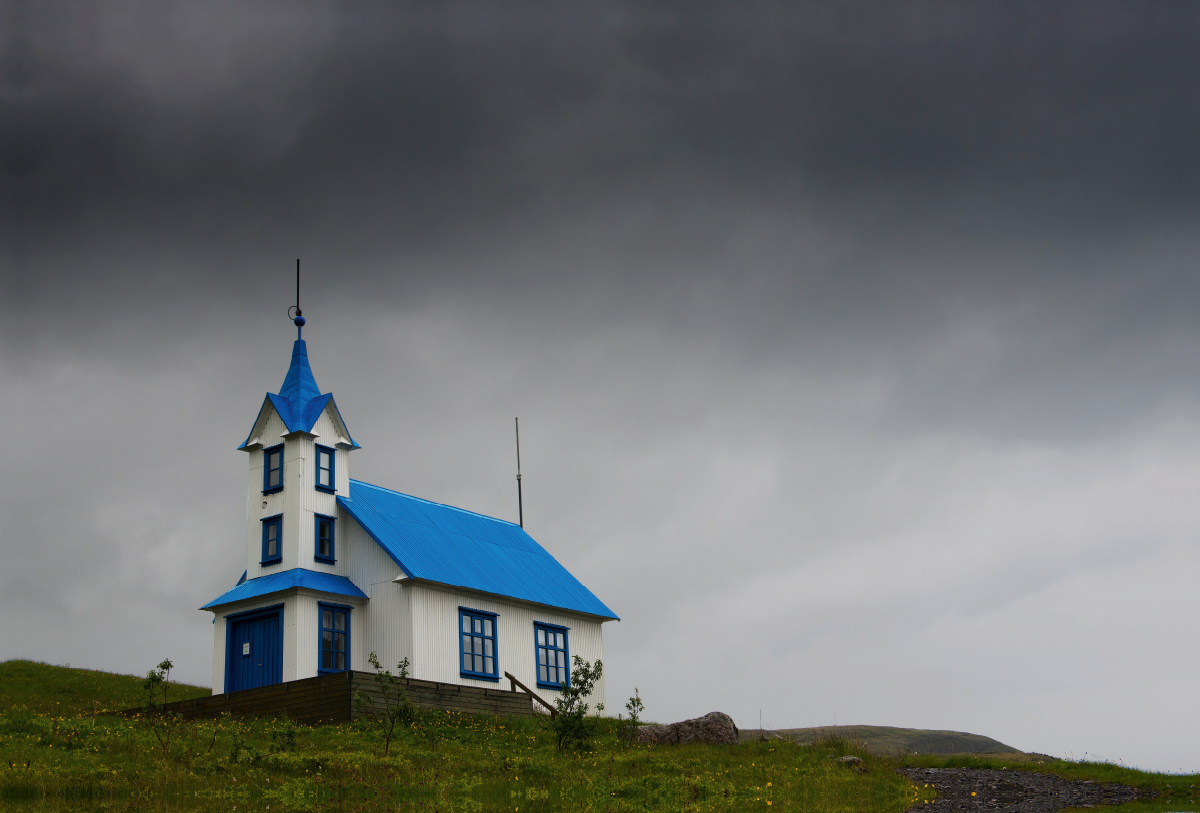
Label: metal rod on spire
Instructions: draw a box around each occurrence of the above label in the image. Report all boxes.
[291,259,306,339]
[515,417,523,529]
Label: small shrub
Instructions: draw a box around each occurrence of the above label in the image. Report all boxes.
[549,656,604,752]
[619,688,645,745]
[140,658,183,758]
[353,652,416,756]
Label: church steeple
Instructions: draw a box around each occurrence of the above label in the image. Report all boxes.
[238,315,360,451]
[234,301,359,583]
[268,340,332,437]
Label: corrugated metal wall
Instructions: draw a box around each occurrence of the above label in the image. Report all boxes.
[407,583,608,713]
[291,591,368,680]
[244,406,351,579]
[341,517,410,674]
[246,410,288,576]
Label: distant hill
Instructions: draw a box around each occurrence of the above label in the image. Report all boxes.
[740,724,1021,755]
[0,659,210,716]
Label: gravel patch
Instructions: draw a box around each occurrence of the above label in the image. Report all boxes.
[899,767,1152,813]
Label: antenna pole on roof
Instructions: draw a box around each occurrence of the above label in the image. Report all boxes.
[515,417,523,529]
[290,259,306,339]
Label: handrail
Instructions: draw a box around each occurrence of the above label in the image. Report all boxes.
[503,671,556,718]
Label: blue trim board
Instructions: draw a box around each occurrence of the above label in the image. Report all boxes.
[534,620,569,631]
[224,602,286,621]
[201,569,367,610]
[337,481,618,620]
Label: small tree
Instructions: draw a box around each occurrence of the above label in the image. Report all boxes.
[353,652,415,756]
[621,688,644,746]
[549,656,604,752]
[141,658,182,758]
[143,658,173,707]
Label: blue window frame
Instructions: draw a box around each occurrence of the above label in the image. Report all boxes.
[459,608,498,681]
[314,513,336,563]
[260,515,283,565]
[535,623,570,689]
[315,445,336,493]
[318,603,351,673]
[263,444,284,494]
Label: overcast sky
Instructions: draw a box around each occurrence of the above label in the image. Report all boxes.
[4,0,1200,773]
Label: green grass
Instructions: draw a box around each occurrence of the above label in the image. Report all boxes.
[0,660,919,812]
[1,660,1195,813]
[0,659,210,717]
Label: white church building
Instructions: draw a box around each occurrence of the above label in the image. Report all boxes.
[201,319,618,712]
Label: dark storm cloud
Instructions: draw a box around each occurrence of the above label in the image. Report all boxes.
[8,1,1200,265]
[5,0,1200,409]
[7,1,1200,439]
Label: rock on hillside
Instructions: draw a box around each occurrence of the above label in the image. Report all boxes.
[624,712,739,745]
[738,725,1021,755]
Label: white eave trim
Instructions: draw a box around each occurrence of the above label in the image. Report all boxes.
[281,430,319,440]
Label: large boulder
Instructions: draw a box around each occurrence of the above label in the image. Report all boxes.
[623,712,739,746]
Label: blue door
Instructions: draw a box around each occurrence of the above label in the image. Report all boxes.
[226,608,283,692]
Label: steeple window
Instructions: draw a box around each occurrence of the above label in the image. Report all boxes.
[315,445,336,493]
[314,514,336,563]
[263,445,284,494]
[261,515,283,565]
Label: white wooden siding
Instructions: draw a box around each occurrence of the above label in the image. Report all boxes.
[243,405,355,578]
[292,591,367,680]
[406,583,608,713]
[245,410,290,576]
[298,407,354,576]
[340,515,410,673]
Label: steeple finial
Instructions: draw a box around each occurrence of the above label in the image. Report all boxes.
[289,259,305,339]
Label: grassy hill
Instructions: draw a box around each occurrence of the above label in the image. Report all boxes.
[0,659,210,716]
[741,724,1020,755]
[1,660,1194,812]
[0,660,921,813]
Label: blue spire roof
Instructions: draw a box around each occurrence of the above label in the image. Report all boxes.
[279,340,321,405]
[239,339,359,449]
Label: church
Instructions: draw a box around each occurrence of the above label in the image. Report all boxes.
[201,312,618,712]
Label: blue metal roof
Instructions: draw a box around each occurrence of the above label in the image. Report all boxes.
[239,340,360,450]
[201,568,367,610]
[338,481,618,620]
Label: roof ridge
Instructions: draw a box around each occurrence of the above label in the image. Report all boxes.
[348,479,522,528]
